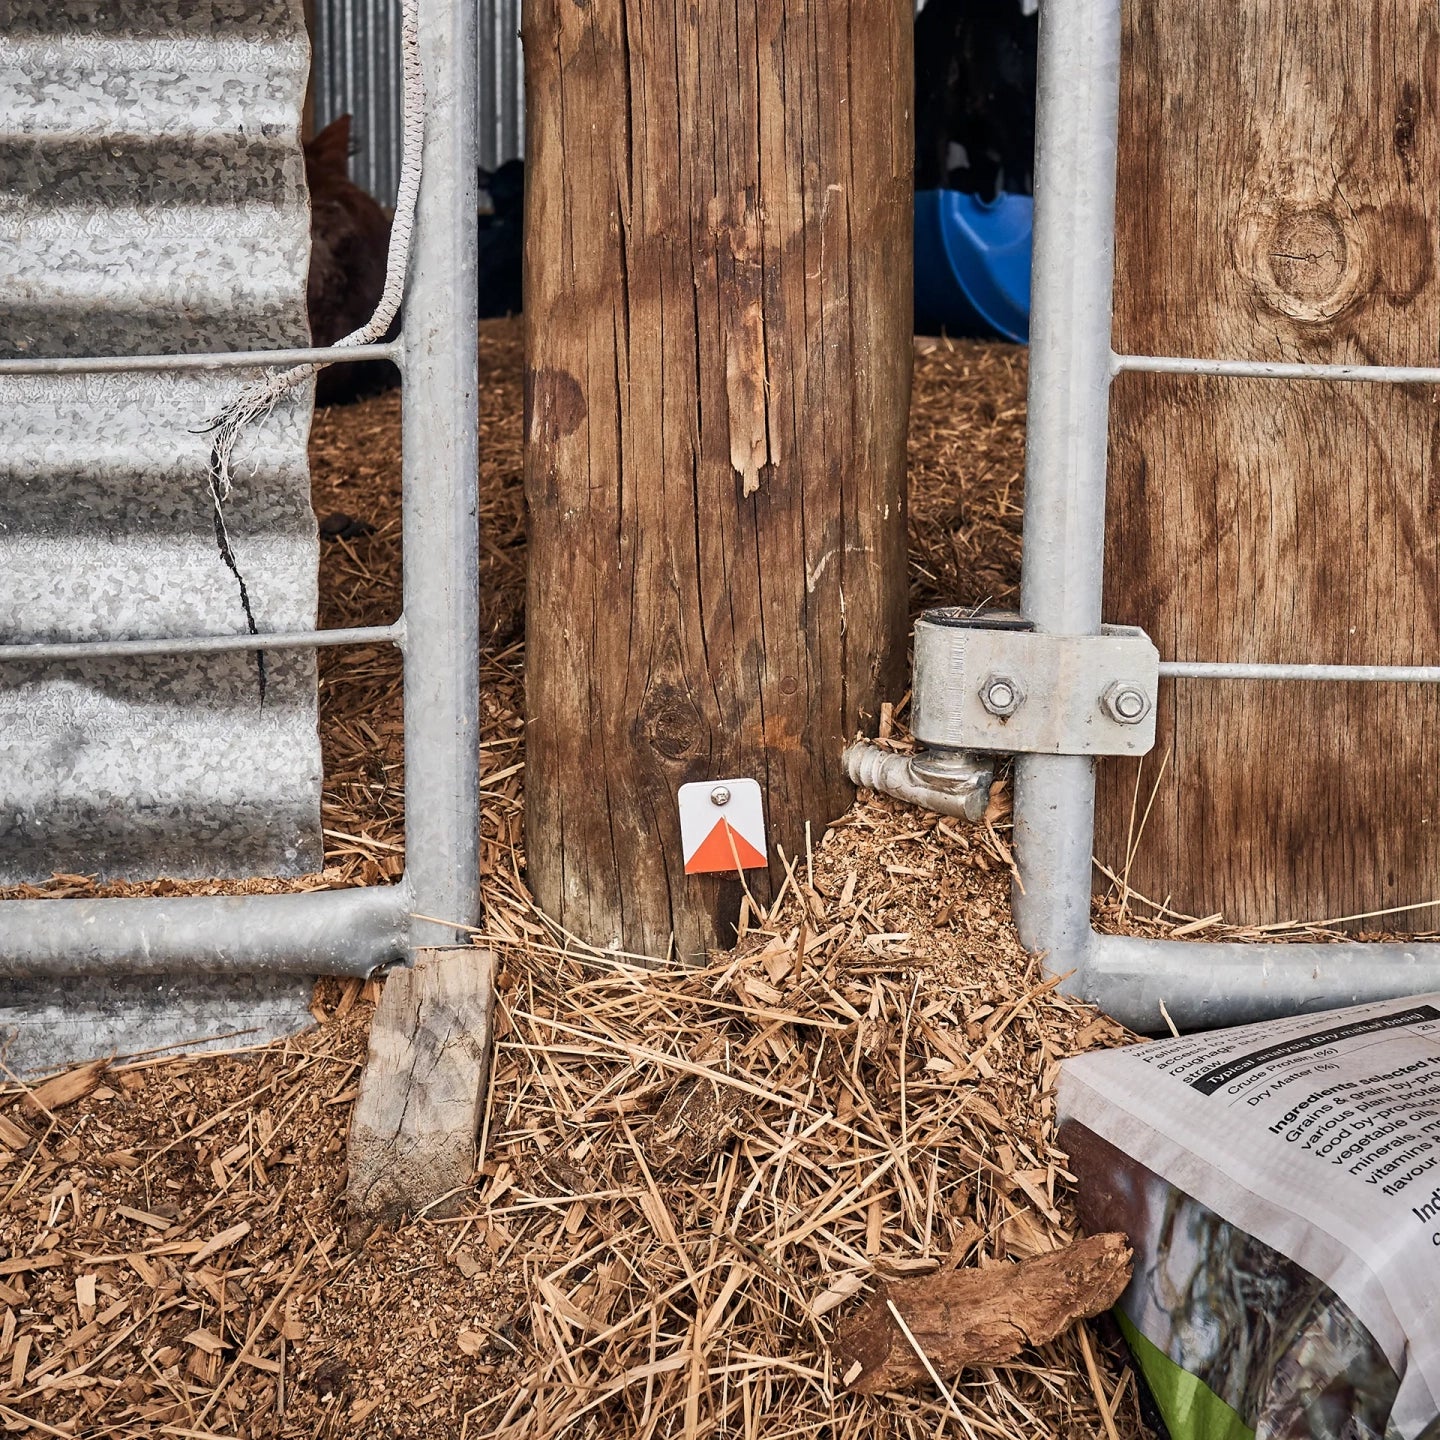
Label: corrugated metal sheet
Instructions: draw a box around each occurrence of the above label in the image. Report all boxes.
[478,0,524,173]
[311,0,404,205]
[312,0,522,204]
[0,0,323,884]
[0,974,316,1078]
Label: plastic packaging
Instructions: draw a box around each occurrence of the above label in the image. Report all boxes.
[913,188,1032,342]
[1059,995,1440,1440]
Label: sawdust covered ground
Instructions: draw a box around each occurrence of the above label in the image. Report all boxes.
[0,323,1152,1438]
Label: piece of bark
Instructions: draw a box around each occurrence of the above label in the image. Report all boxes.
[346,948,495,1232]
[834,1232,1132,1392]
[21,1058,107,1115]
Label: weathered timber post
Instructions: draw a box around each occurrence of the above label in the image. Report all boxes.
[1097,0,1440,928]
[522,0,912,958]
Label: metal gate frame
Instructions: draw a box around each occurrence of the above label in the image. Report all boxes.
[1014,0,1440,1034]
[0,0,479,981]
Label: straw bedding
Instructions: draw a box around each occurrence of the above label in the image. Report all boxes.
[0,322,1156,1438]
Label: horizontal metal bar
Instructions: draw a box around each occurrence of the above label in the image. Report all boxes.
[0,622,404,664]
[1076,930,1440,1034]
[0,883,410,979]
[1114,352,1440,386]
[1160,660,1440,683]
[0,342,403,377]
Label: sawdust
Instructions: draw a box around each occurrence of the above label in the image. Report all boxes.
[908,334,1027,617]
[0,324,1161,1436]
[0,822,1146,1439]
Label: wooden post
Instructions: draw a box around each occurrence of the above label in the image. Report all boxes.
[1097,1,1440,927]
[522,0,912,958]
[347,949,495,1229]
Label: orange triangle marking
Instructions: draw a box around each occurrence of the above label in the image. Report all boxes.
[684,817,767,874]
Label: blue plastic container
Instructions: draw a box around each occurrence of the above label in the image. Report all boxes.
[913,188,1033,343]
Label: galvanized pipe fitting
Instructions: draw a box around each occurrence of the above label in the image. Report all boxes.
[843,742,993,822]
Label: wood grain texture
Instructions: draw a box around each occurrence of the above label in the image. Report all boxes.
[522,0,911,958]
[1098,1,1440,927]
[833,1233,1133,1390]
[346,948,495,1226]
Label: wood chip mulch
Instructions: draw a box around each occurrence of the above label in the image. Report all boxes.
[0,323,1158,1438]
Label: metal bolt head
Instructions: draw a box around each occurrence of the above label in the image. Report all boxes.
[1102,681,1151,725]
[979,672,1025,718]
[709,785,732,806]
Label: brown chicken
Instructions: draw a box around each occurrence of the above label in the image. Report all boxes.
[303,114,399,406]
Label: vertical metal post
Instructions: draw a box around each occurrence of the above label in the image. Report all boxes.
[1011,0,1123,968]
[402,0,481,948]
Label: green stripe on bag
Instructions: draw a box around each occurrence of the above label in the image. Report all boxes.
[1115,1309,1255,1440]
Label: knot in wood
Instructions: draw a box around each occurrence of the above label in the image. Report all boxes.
[1238,200,1368,325]
[1268,209,1348,305]
[643,696,702,760]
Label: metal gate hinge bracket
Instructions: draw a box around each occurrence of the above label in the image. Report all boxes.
[911,609,1159,757]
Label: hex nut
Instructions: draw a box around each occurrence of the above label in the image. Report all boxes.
[1102,682,1151,725]
[979,673,1025,718]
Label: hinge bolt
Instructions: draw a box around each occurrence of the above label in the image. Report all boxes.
[979,674,1025,718]
[1103,682,1151,725]
[709,785,732,806]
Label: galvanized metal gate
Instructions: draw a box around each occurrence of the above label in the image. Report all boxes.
[0,0,479,1070]
[916,0,1440,1034]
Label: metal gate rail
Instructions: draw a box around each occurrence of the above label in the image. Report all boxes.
[1013,0,1440,1033]
[0,0,479,981]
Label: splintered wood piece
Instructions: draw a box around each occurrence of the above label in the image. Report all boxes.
[22,1058,107,1115]
[834,1233,1132,1392]
[0,1112,33,1149]
[346,948,496,1228]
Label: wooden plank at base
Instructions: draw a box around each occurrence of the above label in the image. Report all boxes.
[346,947,495,1229]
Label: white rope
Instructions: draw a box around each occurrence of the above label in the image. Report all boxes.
[197,0,424,692]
